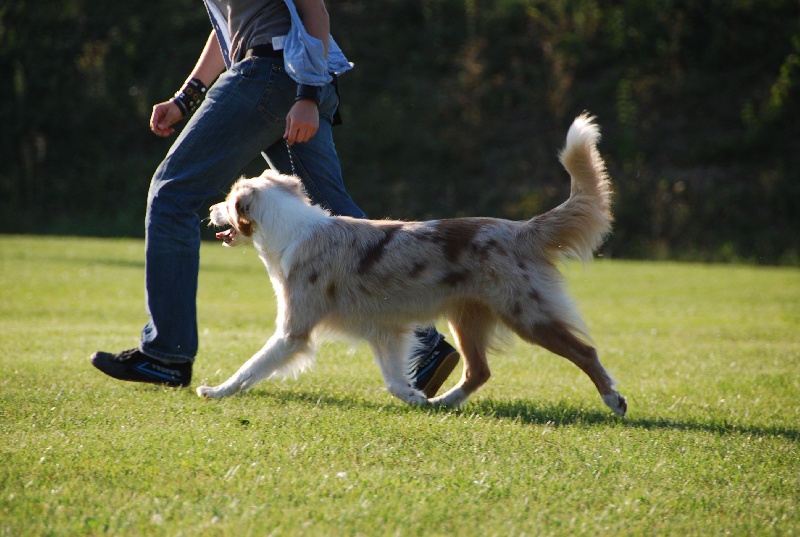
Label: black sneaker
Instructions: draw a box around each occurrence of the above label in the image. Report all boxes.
[412,339,460,398]
[90,348,192,387]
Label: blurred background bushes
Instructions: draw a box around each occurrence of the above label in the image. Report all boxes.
[1,0,798,263]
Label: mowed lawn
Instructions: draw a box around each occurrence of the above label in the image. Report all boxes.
[1,236,798,536]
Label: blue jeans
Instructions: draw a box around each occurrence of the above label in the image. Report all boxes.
[140,56,438,363]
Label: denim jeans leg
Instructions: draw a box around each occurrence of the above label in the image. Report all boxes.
[263,84,366,218]
[140,57,295,363]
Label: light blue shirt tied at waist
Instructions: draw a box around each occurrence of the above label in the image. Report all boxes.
[203,0,353,86]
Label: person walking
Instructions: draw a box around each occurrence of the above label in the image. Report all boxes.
[90,0,459,397]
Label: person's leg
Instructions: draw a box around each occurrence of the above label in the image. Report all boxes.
[263,83,365,218]
[141,58,297,363]
[92,57,296,383]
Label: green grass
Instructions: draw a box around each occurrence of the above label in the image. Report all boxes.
[1,236,798,536]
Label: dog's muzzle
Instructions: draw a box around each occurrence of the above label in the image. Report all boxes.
[216,228,237,244]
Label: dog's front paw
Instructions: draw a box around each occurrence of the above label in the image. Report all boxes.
[407,389,430,406]
[196,385,220,398]
[387,383,430,405]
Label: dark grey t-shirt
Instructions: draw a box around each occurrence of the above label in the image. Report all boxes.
[207,0,291,63]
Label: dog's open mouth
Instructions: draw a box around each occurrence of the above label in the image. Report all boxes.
[216,228,236,244]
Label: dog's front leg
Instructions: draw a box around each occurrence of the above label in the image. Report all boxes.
[368,334,429,405]
[196,332,311,398]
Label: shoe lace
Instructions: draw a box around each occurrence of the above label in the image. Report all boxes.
[114,348,141,362]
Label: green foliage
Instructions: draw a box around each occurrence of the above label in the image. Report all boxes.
[1,1,798,263]
[0,0,208,236]
[1,237,799,535]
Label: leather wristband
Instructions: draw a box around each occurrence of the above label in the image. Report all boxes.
[173,78,207,117]
[295,84,321,106]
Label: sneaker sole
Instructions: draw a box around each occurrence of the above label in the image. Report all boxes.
[90,352,191,388]
[420,351,460,398]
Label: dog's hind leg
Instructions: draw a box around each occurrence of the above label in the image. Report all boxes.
[196,332,312,399]
[369,330,429,405]
[517,321,627,416]
[429,302,494,407]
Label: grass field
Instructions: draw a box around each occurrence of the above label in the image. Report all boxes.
[1,236,798,536]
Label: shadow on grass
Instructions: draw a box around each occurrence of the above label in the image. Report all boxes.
[253,388,800,442]
[470,398,800,442]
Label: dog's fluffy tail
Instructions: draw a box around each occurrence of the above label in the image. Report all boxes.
[533,113,613,264]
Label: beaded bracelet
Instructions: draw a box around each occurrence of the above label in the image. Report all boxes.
[173,78,207,117]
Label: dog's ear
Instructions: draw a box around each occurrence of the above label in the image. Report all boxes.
[231,185,256,237]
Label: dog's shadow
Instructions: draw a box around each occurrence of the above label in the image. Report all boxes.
[470,398,800,442]
[254,388,800,443]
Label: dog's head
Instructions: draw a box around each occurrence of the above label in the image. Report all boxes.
[210,170,318,247]
[209,178,259,247]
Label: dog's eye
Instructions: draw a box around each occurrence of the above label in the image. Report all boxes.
[234,200,250,215]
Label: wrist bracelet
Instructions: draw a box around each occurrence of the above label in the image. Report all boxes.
[172,96,188,117]
[295,84,321,106]
[173,78,207,117]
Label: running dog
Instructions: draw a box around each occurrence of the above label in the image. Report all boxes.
[198,113,627,416]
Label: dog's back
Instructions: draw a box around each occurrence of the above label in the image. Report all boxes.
[285,115,611,328]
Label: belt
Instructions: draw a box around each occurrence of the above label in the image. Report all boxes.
[244,43,283,59]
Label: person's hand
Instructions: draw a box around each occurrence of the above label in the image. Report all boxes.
[284,100,319,146]
[150,100,184,137]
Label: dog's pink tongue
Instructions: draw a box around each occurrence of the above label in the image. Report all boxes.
[216,229,235,243]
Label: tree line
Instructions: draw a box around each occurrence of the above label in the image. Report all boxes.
[1,0,798,264]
